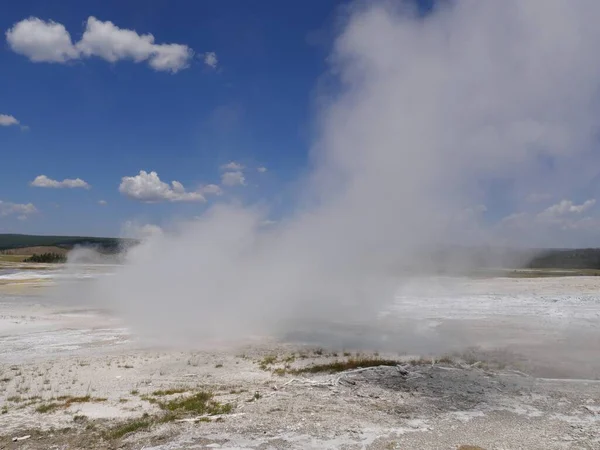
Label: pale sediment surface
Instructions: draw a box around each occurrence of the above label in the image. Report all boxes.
[0,265,599,449]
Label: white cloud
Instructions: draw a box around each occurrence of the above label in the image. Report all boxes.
[77,17,192,73]
[257,166,267,173]
[499,199,599,242]
[98,199,108,205]
[539,199,596,218]
[6,16,194,73]
[119,170,205,202]
[221,171,246,187]
[0,114,20,126]
[220,161,244,171]
[219,162,246,187]
[201,184,223,195]
[30,175,90,189]
[6,17,79,63]
[0,200,37,217]
[203,51,218,69]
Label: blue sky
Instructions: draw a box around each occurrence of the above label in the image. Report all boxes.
[2,0,600,248]
[0,0,348,236]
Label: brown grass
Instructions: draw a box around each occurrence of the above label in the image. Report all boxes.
[290,357,401,374]
[35,396,106,413]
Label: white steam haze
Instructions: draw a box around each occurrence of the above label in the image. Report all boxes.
[82,0,600,345]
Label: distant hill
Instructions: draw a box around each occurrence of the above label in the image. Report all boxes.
[526,248,600,270]
[426,246,600,271]
[2,234,600,270]
[0,234,137,253]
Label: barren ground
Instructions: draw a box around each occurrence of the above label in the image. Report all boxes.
[0,264,599,449]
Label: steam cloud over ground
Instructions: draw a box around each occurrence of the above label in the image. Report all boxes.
[88,0,600,344]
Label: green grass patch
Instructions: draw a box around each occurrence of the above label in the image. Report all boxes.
[106,418,153,440]
[290,357,401,374]
[105,390,234,440]
[140,395,158,404]
[159,391,232,416]
[258,355,278,370]
[36,402,61,413]
[152,388,189,396]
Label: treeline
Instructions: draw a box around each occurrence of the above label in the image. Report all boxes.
[413,246,600,272]
[527,248,600,269]
[24,253,67,263]
[0,234,137,252]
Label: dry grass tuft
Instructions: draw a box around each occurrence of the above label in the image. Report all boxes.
[290,357,401,374]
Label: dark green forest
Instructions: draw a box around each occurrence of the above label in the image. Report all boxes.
[0,234,136,253]
[24,252,68,263]
[526,248,600,269]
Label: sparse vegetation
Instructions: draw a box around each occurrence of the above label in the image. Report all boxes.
[290,357,402,374]
[409,357,432,366]
[35,396,105,413]
[103,390,233,439]
[140,395,158,404]
[152,388,188,396]
[36,402,61,413]
[437,355,454,364]
[106,417,153,440]
[258,355,278,370]
[159,391,232,416]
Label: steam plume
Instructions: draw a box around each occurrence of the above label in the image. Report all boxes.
[89,0,600,344]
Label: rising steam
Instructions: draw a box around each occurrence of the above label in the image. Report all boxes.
[87,0,600,344]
